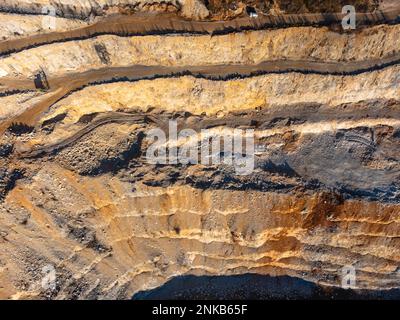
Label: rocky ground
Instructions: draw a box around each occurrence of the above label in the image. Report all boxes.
[0,0,399,299]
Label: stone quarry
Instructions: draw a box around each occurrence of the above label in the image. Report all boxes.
[0,0,399,299]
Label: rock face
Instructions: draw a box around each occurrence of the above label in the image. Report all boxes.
[0,0,399,300]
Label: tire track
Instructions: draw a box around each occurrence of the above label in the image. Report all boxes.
[16,104,400,159]
[1,53,399,133]
[17,112,148,158]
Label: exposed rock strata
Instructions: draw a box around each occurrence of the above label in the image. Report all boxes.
[0,0,399,300]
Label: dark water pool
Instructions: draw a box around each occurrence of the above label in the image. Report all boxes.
[132,274,400,300]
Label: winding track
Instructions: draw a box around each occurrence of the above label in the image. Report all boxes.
[17,112,148,158]
[17,101,400,159]
[1,52,400,133]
